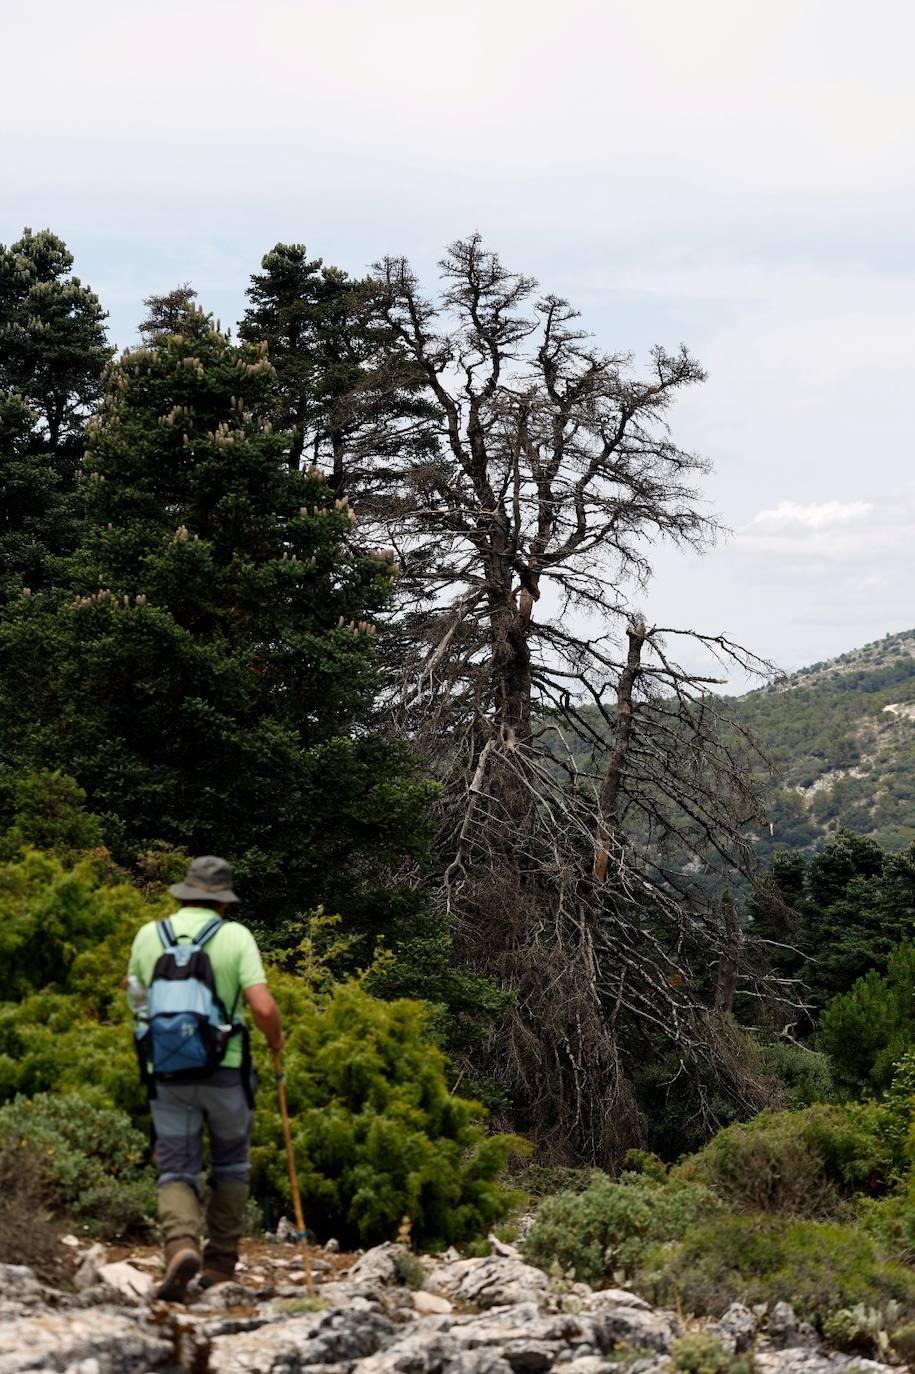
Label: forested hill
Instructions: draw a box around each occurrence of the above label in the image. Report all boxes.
[732,628,915,861]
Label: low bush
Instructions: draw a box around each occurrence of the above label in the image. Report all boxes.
[634,1212,915,1351]
[670,1332,751,1374]
[674,1103,893,1216]
[0,1142,59,1277]
[252,976,525,1250]
[521,1169,720,1287]
[0,1092,155,1238]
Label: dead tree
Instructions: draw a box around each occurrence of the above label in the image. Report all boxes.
[350,238,785,1160]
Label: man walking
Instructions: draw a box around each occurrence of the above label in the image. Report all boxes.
[128,855,284,1302]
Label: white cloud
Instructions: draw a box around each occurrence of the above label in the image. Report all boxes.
[750,500,874,530]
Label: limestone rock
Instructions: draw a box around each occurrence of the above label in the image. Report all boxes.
[209,1305,393,1374]
[589,1303,680,1354]
[95,1262,152,1304]
[0,1265,44,1305]
[73,1245,107,1293]
[428,1257,549,1309]
[348,1243,411,1287]
[713,1302,757,1352]
[584,1288,650,1312]
[358,1330,515,1374]
[754,1351,896,1374]
[413,1291,454,1315]
[0,1310,174,1374]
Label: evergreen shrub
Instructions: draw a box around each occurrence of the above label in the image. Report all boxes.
[670,1333,751,1374]
[635,1213,915,1349]
[521,1169,720,1287]
[251,976,525,1250]
[673,1104,893,1215]
[0,1093,155,1238]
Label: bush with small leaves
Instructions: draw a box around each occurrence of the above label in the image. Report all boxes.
[673,1103,893,1216]
[251,975,525,1250]
[0,1092,155,1238]
[634,1213,915,1350]
[670,1332,751,1374]
[522,1169,720,1287]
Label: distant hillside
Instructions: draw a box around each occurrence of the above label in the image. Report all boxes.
[731,628,915,863]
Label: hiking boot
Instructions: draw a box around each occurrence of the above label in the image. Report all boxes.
[198,1250,237,1290]
[155,1237,201,1303]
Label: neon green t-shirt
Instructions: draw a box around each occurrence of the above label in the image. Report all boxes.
[127,906,267,1069]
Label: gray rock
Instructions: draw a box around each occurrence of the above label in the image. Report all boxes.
[713,1302,757,1352]
[589,1304,680,1355]
[498,1338,560,1371]
[431,1258,549,1309]
[0,1265,44,1300]
[348,1243,411,1287]
[0,1263,46,1318]
[73,1245,107,1293]
[95,1262,152,1305]
[190,1280,259,1310]
[358,1331,515,1374]
[584,1288,650,1312]
[556,1360,609,1374]
[0,1310,174,1374]
[753,1350,897,1374]
[413,1292,454,1316]
[209,1304,393,1373]
[765,1304,820,1352]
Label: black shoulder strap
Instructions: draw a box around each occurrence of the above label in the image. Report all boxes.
[156,919,177,948]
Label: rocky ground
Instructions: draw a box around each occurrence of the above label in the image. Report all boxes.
[0,1235,904,1374]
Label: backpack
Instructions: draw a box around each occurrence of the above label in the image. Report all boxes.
[137,917,241,1082]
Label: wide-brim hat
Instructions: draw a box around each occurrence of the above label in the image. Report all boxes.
[168,854,240,904]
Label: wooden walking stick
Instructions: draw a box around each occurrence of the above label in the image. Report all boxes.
[273,1047,314,1296]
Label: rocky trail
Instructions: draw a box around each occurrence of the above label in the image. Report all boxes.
[0,1236,902,1374]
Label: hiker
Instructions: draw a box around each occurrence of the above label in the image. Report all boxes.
[127,854,284,1303]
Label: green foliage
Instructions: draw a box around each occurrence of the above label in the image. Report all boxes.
[0,228,111,599]
[0,769,104,864]
[670,1333,750,1374]
[521,1168,720,1287]
[674,1104,893,1215]
[0,305,435,932]
[754,1040,835,1107]
[749,831,915,1015]
[729,630,915,859]
[251,976,525,1249]
[819,942,915,1095]
[0,1092,155,1237]
[635,1213,915,1340]
[240,243,434,479]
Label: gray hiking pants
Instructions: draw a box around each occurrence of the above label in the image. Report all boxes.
[150,1068,253,1188]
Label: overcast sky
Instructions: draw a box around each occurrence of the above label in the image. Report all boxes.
[3,0,914,688]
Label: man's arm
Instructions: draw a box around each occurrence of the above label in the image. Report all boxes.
[244,983,284,1052]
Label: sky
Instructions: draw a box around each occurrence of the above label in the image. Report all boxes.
[3,0,914,689]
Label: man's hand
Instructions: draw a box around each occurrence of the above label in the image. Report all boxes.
[244,983,284,1052]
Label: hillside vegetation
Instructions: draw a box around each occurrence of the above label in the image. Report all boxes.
[732,629,915,861]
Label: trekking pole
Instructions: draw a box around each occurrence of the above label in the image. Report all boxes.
[272,1047,314,1297]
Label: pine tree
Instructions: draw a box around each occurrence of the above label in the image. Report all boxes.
[0,306,433,930]
[0,229,111,598]
[240,243,435,486]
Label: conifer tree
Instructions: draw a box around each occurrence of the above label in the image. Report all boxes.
[0,229,110,597]
[0,306,433,930]
[240,243,434,487]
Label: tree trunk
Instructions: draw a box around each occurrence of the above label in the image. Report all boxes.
[594,620,646,880]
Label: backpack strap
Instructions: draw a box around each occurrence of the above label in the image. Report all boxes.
[194,918,224,950]
[156,918,177,948]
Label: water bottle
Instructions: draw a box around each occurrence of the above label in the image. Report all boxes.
[127,975,148,1023]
